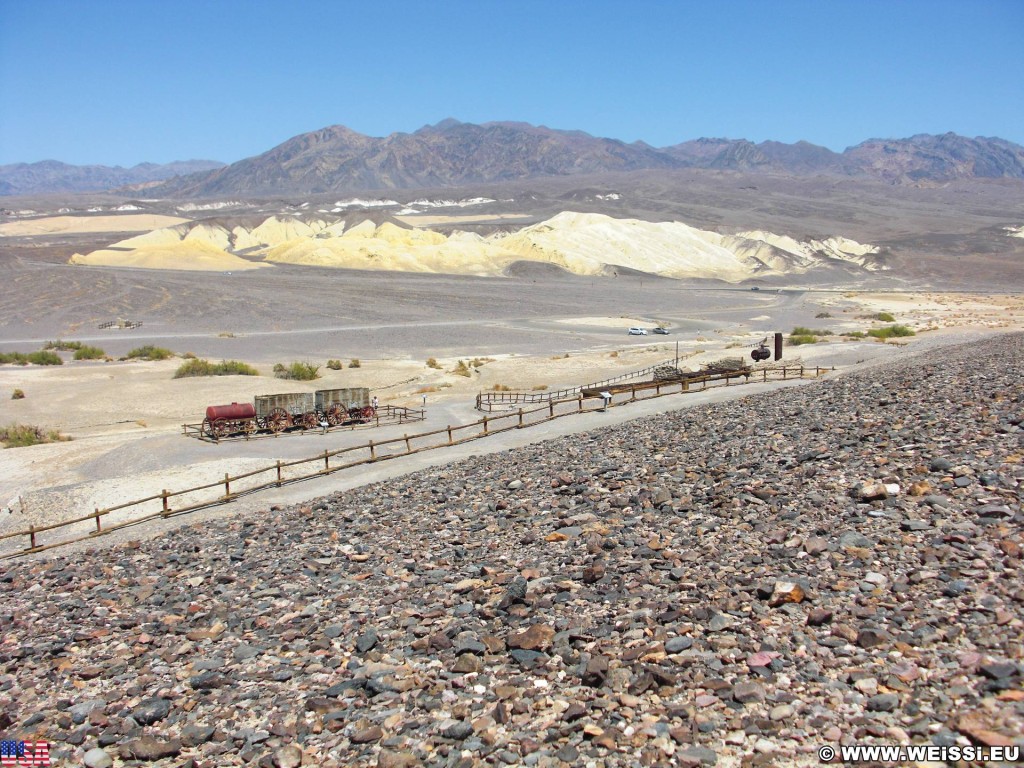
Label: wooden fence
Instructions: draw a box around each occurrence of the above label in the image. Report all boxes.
[0,365,827,560]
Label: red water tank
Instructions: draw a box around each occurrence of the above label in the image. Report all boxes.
[205,402,256,421]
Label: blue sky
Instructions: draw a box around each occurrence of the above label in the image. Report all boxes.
[1,0,1021,166]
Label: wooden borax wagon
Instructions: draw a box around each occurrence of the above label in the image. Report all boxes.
[315,387,373,426]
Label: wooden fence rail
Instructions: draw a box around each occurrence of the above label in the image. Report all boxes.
[0,365,826,560]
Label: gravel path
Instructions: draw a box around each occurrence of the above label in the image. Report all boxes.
[1,333,1021,767]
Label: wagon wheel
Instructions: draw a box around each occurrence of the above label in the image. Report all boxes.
[202,418,217,439]
[326,403,345,426]
[348,406,364,423]
[301,411,319,430]
[360,406,376,422]
[212,419,229,439]
[266,407,289,434]
[242,419,258,437]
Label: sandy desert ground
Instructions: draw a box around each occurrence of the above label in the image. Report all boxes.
[2,210,1024,557]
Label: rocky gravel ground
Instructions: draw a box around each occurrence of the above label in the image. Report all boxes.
[1,333,1022,767]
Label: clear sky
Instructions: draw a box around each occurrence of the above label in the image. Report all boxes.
[1,0,1021,166]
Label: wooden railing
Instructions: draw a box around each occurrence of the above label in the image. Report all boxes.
[0,365,827,560]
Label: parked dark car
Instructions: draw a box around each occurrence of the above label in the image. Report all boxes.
[652,327,670,335]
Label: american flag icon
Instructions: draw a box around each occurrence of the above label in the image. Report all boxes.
[0,741,50,766]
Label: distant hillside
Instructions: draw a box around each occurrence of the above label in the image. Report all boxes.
[7,123,1024,197]
[0,159,225,196]
[151,121,682,197]
[148,122,1024,197]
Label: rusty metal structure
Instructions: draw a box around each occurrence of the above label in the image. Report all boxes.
[200,388,373,439]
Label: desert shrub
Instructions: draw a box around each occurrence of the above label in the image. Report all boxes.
[415,386,438,393]
[1,423,69,448]
[469,357,494,368]
[875,312,896,322]
[492,383,512,391]
[127,345,173,361]
[182,351,196,359]
[326,359,343,370]
[348,359,361,368]
[174,359,258,378]
[12,389,24,400]
[73,345,106,360]
[843,331,867,339]
[815,312,833,318]
[788,334,818,346]
[791,327,832,337]
[30,350,63,365]
[531,384,548,391]
[44,339,83,350]
[609,351,618,358]
[868,324,915,340]
[451,360,472,377]
[2,351,64,366]
[426,358,442,369]
[274,361,320,381]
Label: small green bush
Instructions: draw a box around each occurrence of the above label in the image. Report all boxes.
[1,423,69,448]
[174,359,259,378]
[326,359,343,370]
[274,361,320,381]
[12,389,24,400]
[30,350,63,365]
[426,358,442,369]
[875,312,896,322]
[844,330,867,339]
[73,345,106,360]
[44,339,83,351]
[127,345,173,361]
[791,327,832,337]
[867,324,915,340]
[788,334,818,346]
[348,359,361,368]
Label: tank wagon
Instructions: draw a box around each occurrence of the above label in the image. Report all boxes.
[202,387,372,438]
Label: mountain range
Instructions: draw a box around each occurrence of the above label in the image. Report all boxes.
[3,121,1024,197]
[0,159,224,196]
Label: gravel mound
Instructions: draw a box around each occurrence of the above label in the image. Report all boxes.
[2,333,1022,767]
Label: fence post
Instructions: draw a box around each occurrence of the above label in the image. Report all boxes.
[29,525,36,550]
[276,460,282,486]
[518,409,523,428]
[763,368,767,382]
[405,434,411,453]
[162,490,170,517]
[656,382,661,396]
[324,450,330,472]
[483,416,489,435]
[550,400,555,417]
[631,385,636,401]
[224,473,231,498]
[800,365,804,378]
[95,508,102,533]
[369,440,376,460]
[447,425,453,445]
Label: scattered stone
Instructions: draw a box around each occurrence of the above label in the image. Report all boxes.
[122,737,181,761]
[83,748,113,768]
[131,697,170,726]
[768,581,805,606]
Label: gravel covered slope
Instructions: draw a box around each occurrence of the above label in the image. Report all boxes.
[2,334,1022,767]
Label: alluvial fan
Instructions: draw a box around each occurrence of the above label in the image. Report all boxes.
[1,334,1022,767]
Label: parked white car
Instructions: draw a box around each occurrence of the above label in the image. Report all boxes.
[628,327,647,335]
